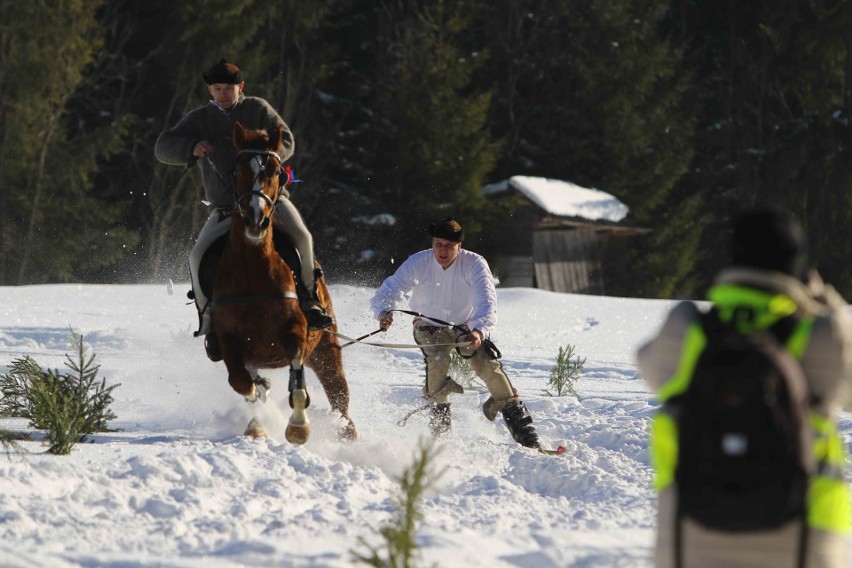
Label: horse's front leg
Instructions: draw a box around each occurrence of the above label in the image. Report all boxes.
[221,333,255,397]
[285,350,311,445]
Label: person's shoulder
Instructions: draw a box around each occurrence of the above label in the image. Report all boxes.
[241,95,270,105]
[241,96,277,111]
[460,248,489,267]
[408,249,433,262]
[179,104,212,121]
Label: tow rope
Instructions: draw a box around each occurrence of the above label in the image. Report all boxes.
[328,330,471,350]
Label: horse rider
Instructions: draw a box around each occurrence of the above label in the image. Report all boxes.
[370,217,541,449]
[155,59,333,361]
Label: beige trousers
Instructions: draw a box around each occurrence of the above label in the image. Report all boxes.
[654,487,847,568]
[413,325,515,405]
[188,198,316,335]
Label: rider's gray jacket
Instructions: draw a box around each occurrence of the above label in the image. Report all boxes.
[154,94,294,210]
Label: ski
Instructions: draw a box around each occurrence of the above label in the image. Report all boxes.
[539,445,567,456]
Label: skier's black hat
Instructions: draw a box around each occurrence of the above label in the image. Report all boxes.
[429,217,464,243]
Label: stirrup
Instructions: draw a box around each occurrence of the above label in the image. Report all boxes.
[303,301,334,330]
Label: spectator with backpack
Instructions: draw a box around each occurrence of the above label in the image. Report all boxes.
[637,206,852,568]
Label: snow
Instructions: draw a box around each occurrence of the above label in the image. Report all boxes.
[0,283,848,567]
[483,176,629,222]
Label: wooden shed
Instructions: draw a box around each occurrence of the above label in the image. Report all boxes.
[482,176,648,295]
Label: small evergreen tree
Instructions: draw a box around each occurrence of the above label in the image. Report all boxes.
[352,439,444,568]
[0,328,120,455]
[545,345,585,399]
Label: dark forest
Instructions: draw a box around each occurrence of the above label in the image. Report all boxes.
[3,0,852,299]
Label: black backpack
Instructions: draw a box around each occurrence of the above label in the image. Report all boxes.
[673,306,814,533]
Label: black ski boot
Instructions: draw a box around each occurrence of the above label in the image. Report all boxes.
[429,403,452,437]
[501,399,540,449]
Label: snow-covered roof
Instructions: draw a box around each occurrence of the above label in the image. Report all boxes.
[483,175,629,223]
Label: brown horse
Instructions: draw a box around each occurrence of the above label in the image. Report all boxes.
[211,121,356,444]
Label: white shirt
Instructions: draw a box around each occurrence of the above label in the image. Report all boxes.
[370,248,498,337]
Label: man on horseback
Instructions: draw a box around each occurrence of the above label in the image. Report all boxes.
[370,217,541,449]
[155,59,333,361]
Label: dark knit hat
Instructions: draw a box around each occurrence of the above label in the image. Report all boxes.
[429,217,464,242]
[730,206,808,280]
[203,59,242,85]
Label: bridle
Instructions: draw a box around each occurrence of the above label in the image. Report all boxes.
[232,148,285,227]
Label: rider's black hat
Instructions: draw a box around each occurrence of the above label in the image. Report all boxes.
[203,59,242,85]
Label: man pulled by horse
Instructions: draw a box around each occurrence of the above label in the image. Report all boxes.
[155,59,333,364]
[209,121,356,443]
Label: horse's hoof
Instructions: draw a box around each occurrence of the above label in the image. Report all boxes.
[338,420,358,442]
[244,418,267,438]
[285,424,310,445]
[243,381,268,404]
[286,388,310,445]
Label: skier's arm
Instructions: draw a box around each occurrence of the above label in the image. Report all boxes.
[466,255,497,338]
[370,255,422,326]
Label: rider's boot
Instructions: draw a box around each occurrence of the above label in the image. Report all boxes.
[188,289,222,362]
[500,399,540,449]
[297,272,334,331]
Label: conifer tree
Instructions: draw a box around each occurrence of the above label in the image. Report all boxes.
[321,0,501,269]
[0,0,137,284]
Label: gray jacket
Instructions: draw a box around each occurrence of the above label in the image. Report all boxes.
[154,94,295,209]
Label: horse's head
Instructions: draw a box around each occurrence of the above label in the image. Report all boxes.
[232,122,285,242]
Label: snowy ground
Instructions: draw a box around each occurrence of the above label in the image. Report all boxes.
[0,283,848,567]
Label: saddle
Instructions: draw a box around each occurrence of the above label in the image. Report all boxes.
[198,223,303,301]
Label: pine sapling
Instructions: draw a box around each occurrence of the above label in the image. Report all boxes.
[352,439,444,568]
[0,327,120,455]
[27,368,88,455]
[0,356,44,417]
[545,344,585,399]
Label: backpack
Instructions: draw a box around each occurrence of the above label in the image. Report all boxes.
[673,306,815,532]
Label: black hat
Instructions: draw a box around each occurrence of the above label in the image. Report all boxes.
[429,217,464,242]
[730,206,808,280]
[203,59,242,85]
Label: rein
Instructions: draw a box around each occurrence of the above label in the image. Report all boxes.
[328,309,478,350]
[328,330,471,350]
[150,157,197,215]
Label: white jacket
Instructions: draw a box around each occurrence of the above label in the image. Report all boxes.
[370,248,498,336]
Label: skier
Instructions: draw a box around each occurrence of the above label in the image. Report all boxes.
[370,217,541,449]
[154,59,333,361]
